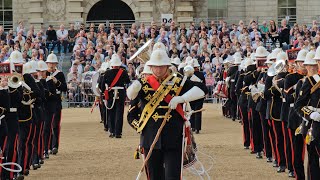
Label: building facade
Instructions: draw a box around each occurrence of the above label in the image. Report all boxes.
[2,0,320,30]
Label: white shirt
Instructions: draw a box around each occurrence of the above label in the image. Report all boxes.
[56,29,68,40]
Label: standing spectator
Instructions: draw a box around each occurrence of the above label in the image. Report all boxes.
[56,24,69,54]
[269,20,278,45]
[46,25,57,52]
[279,19,290,47]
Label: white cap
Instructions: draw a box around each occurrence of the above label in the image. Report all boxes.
[23,62,32,75]
[185,56,193,65]
[46,52,58,63]
[9,50,23,64]
[276,51,288,61]
[29,60,38,74]
[147,49,172,66]
[110,54,122,66]
[255,46,269,57]
[171,57,181,65]
[295,49,309,62]
[233,52,242,59]
[233,56,242,65]
[313,46,320,60]
[303,51,317,65]
[37,60,48,71]
[271,48,282,59]
[265,53,274,64]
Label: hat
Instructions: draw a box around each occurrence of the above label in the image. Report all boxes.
[153,42,166,52]
[265,53,274,64]
[171,57,181,65]
[46,52,58,63]
[313,46,320,60]
[9,50,23,64]
[270,48,282,59]
[233,52,242,59]
[110,54,122,66]
[23,62,32,75]
[142,61,153,75]
[255,46,269,57]
[276,51,288,61]
[295,49,309,62]
[29,60,38,74]
[303,51,317,65]
[244,57,255,67]
[37,60,48,71]
[147,49,172,66]
[224,56,234,64]
[192,59,200,67]
[250,53,257,62]
[233,56,242,65]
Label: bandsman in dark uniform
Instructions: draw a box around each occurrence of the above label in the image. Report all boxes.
[127,44,207,179]
[18,61,40,177]
[294,50,320,180]
[97,62,109,131]
[45,52,67,156]
[101,54,130,138]
[283,49,307,178]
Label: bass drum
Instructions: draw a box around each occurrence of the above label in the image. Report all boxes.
[81,71,100,96]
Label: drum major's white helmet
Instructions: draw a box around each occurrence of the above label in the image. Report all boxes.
[147,48,172,66]
[295,49,309,62]
[37,60,48,71]
[110,54,122,66]
[303,51,317,65]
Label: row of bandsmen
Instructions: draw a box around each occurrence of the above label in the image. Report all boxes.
[96,43,207,138]
[224,45,320,179]
[0,51,66,180]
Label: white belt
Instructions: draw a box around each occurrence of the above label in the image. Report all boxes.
[10,108,17,112]
[110,87,124,90]
[282,98,286,102]
[290,103,294,108]
[230,79,235,82]
[56,90,61,94]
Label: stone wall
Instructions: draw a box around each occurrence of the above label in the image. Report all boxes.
[245,0,277,25]
[296,0,320,25]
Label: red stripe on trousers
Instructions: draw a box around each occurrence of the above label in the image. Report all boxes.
[38,122,43,156]
[0,136,8,174]
[249,109,254,151]
[281,122,287,167]
[288,129,297,179]
[30,125,37,166]
[10,134,18,179]
[23,124,32,171]
[48,114,55,151]
[57,111,62,147]
[272,120,280,165]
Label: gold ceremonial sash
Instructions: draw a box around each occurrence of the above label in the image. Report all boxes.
[132,74,179,133]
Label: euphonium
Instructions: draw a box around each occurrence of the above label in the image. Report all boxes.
[8,73,23,88]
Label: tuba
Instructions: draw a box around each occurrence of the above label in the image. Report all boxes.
[130,39,152,77]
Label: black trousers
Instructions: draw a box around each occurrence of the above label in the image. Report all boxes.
[282,121,293,171]
[190,101,203,131]
[107,91,125,136]
[0,118,8,176]
[44,111,55,153]
[52,108,62,149]
[144,148,182,180]
[32,107,43,165]
[260,113,272,158]
[249,108,263,152]
[272,120,286,167]
[293,133,305,180]
[239,104,250,147]
[18,121,32,172]
[99,101,107,130]
[268,119,278,162]
[230,96,237,119]
[3,113,19,179]
[46,41,57,52]
[307,141,320,180]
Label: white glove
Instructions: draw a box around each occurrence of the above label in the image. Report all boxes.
[190,75,202,82]
[310,112,320,121]
[168,96,185,109]
[127,80,142,100]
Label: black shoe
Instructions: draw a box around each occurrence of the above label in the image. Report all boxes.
[273,160,279,167]
[288,171,295,178]
[250,151,256,154]
[39,159,44,164]
[277,166,286,173]
[195,130,200,134]
[48,150,52,154]
[256,152,263,159]
[16,173,24,180]
[52,148,58,155]
[109,133,114,138]
[23,169,29,176]
[44,153,49,159]
[232,118,235,121]
[115,135,122,138]
[266,157,273,163]
[191,128,195,132]
[244,146,249,150]
[32,164,39,170]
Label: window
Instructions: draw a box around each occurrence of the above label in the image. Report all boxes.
[0,0,12,30]
[278,0,296,24]
[208,0,227,19]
